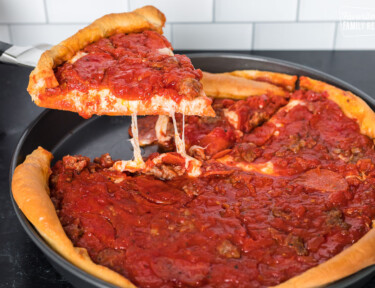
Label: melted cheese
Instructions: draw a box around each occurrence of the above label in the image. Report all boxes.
[223,109,240,129]
[68,51,88,64]
[170,110,200,170]
[113,110,202,177]
[155,115,172,145]
[217,155,276,176]
[170,110,186,157]
[130,113,144,166]
[157,47,174,56]
[284,99,305,112]
[112,114,145,172]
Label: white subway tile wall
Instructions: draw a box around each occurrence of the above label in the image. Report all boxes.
[173,24,252,50]
[46,0,127,23]
[0,0,46,23]
[254,23,336,50]
[130,0,213,22]
[299,0,375,21]
[0,25,10,42]
[0,0,374,50]
[215,0,298,22]
[10,25,85,46]
[336,22,375,49]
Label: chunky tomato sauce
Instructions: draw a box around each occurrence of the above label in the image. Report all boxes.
[42,31,203,102]
[50,90,375,287]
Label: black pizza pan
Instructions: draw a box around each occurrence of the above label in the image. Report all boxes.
[9,53,375,288]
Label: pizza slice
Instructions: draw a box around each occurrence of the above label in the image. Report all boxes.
[28,6,214,118]
[27,6,214,173]
[217,76,375,180]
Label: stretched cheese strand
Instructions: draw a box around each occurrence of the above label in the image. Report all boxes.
[111,114,145,173]
[113,112,202,177]
[170,110,202,174]
[155,115,171,144]
[130,113,144,166]
[170,110,186,157]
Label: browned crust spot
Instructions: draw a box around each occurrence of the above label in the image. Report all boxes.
[11,147,135,288]
[300,76,375,139]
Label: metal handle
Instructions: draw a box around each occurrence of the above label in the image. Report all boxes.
[0,42,50,67]
[0,41,12,57]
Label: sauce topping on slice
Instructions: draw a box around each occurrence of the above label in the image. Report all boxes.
[42,31,203,103]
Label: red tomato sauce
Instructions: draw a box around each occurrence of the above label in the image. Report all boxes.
[42,31,203,103]
[50,90,375,287]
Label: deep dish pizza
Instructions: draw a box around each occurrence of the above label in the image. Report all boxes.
[13,71,375,287]
[11,5,375,288]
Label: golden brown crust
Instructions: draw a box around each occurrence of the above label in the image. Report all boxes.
[226,70,297,92]
[11,147,135,288]
[300,76,375,139]
[28,6,166,100]
[201,71,289,99]
[273,223,375,288]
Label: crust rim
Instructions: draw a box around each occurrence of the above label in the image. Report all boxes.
[299,76,375,139]
[11,147,135,288]
[201,71,290,99]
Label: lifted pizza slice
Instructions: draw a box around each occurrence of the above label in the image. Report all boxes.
[28,6,214,119]
[27,6,215,172]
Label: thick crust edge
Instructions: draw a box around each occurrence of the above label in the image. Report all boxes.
[226,70,297,92]
[273,223,375,288]
[201,71,290,99]
[11,147,135,288]
[300,76,375,139]
[27,5,166,100]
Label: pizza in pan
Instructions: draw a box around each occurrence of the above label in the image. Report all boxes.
[11,5,375,288]
[13,69,375,287]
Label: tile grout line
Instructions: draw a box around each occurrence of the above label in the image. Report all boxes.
[8,24,13,44]
[251,23,255,50]
[126,0,130,12]
[43,0,49,23]
[2,20,357,25]
[333,21,338,49]
[170,23,174,46]
[212,0,216,22]
[296,0,300,21]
